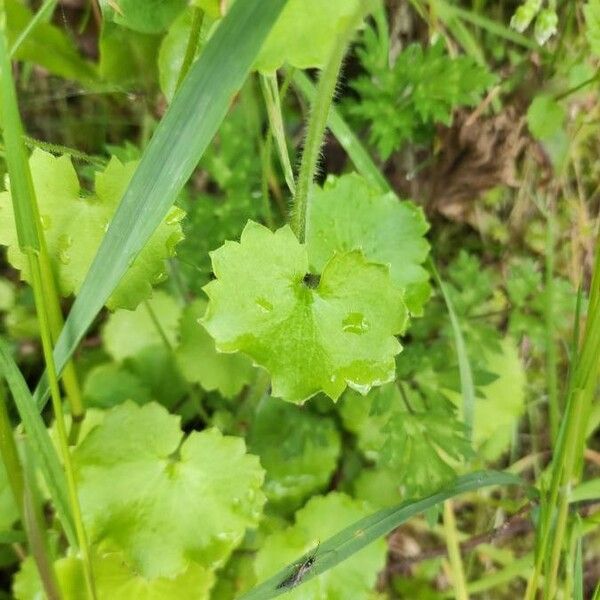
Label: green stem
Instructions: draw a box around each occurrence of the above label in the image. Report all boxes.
[29,256,96,600]
[292,4,366,242]
[443,500,469,600]
[19,438,62,600]
[175,7,205,91]
[143,301,210,423]
[260,73,296,195]
[545,202,559,443]
[526,238,600,599]
[0,383,24,515]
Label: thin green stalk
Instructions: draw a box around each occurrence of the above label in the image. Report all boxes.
[175,6,205,91]
[143,300,210,423]
[260,73,296,195]
[0,383,23,514]
[292,3,368,241]
[19,438,62,600]
[443,500,469,600]
[545,203,559,443]
[0,13,94,596]
[526,238,600,598]
[9,0,57,57]
[29,259,96,600]
[430,259,475,437]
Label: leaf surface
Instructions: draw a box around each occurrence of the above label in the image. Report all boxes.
[0,151,185,310]
[175,299,254,398]
[254,493,387,599]
[307,173,430,315]
[203,221,407,403]
[255,0,362,72]
[73,402,266,578]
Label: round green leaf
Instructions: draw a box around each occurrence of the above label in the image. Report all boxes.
[175,299,255,398]
[307,174,431,315]
[13,551,214,600]
[254,493,387,599]
[248,396,342,512]
[203,221,407,404]
[254,0,362,72]
[0,150,185,310]
[73,401,266,578]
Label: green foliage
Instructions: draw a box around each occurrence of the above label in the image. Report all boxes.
[14,552,215,600]
[203,221,407,403]
[255,0,362,72]
[527,94,565,140]
[585,0,600,56]
[254,493,387,599]
[340,383,472,496]
[5,0,97,84]
[0,151,185,310]
[176,102,264,294]
[307,174,430,315]
[350,36,496,158]
[100,0,188,34]
[510,0,542,33]
[0,460,18,531]
[247,396,342,512]
[99,21,160,88]
[175,299,255,398]
[102,291,181,361]
[158,9,216,101]
[73,402,266,578]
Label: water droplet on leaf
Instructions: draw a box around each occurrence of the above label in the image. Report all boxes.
[342,312,369,334]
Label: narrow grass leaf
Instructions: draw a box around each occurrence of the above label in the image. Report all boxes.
[429,259,476,437]
[33,0,288,409]
[240,471,524,600]
[0,338,76,547]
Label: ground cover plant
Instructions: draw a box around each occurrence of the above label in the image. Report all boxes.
[0,0,598,598]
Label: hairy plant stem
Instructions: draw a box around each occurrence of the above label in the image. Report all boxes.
[443,500,469,600]
[292,5,368,242]
[525,238,600,599]
[29,256,96,599]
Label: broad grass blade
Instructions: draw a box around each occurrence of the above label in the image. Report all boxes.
[240,471,525,600]
[33,0,288,409]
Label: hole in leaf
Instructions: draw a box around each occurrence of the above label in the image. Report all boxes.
[302,273,321,289]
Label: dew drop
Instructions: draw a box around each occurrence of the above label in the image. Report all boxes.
[153,271,167,284]
[40,214,51,229]
[342,312,369,334]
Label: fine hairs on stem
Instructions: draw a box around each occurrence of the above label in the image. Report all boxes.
[291,4,371,243]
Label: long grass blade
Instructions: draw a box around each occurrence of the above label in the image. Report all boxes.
[0,338,76,547]
[240,471,525,600]
[430,259,476,437]
[33,0,288,409]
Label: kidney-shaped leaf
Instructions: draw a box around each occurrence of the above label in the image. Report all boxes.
[73,402,266,578]
[202,221,407,404]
